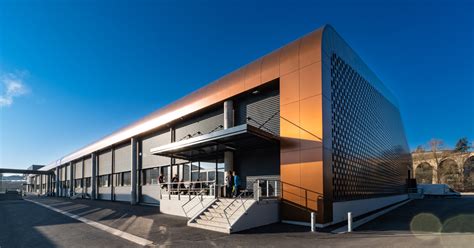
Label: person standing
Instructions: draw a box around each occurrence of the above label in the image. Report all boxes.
[225,170,234,198]
[232,171,241,197]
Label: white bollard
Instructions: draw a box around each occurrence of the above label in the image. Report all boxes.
[347,212,352,232]
[311,212,316,232]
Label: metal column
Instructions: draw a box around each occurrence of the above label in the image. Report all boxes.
[130,137,138,205]
[55,167,60,196]
[69,162,74,197]
[223,100,234,197]
[91,153,97,200]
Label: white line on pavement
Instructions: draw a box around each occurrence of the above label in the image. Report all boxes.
[25,198,154,247]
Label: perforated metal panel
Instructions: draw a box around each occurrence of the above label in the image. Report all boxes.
[330,54,411,202]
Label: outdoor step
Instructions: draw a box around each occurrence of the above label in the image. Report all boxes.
[207,207,246,215]
[195,218,230,228]
[197,215,232,225]
[201,212,238,222]
[187,222,230,234]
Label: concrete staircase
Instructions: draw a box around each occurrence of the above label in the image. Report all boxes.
[188,198,255,233]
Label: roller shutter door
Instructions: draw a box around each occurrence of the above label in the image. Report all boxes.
[114,143,131,173]
[98,150,112,175]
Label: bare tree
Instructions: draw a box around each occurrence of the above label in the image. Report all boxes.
[428,139,452,184]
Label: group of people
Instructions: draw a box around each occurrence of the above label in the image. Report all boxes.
[157,170,241,197]
[225,170,241,198]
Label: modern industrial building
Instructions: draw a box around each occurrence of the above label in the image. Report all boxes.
[26,25,412,233]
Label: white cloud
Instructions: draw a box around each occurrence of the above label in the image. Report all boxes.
[0,71,29,107]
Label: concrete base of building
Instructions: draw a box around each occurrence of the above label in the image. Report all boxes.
[332,194,409,224]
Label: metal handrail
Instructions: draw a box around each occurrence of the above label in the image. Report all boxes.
[181,188,207,219]
[162,180,214,219]
[222,191,253,227]
[280,181,323,212]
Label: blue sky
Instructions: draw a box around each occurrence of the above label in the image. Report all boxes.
[0,0,473,169]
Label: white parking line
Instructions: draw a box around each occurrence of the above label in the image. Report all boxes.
[25,199,154,247]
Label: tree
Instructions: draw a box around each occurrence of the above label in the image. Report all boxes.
[454,137,470,153]
[428,139,454,184]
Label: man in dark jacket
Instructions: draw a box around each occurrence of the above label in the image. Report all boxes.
[225,170,234,198]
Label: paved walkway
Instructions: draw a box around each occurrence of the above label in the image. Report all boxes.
[1,194,474,247]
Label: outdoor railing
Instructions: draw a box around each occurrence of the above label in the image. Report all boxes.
[159,180,216,201]
[223,191,254,227]
[280,181,323,212]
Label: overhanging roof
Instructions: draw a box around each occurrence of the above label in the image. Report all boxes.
[150,124,278,160]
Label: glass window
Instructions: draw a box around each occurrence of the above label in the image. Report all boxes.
[85,177,91,188]
[200,161,215,171]
[208,171,216,182]
[98,175,110,187]
[191,162,200,181]
[122,172,131,186]
[114,173,121,187]
[161,166,169,183]
[171,165,178,180]
[75,179,83,188]
[150,168,159,185]
[142,168,160,185]
[182,164,190,181]
[199,172,207,182]
[191,172,199,181]
[142,169,149,185]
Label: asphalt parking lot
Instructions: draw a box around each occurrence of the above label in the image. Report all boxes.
[1,194,473,247]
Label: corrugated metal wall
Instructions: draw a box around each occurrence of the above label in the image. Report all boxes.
[141,130,171,169]
[235,88,280,136]
[175,108,224,141]
[114,143,131,173]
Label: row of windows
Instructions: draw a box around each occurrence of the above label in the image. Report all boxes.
[141,162,225,186]
[114,172,131,187]
[43,163,226,188]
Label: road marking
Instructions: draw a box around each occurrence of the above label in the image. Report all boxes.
[25,199,154,247]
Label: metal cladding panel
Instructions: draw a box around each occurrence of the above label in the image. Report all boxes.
[141,130,171,169]
[278,28,325,223]
[84,158,92,177]
[75,161,83,178]
[98,150,112,175]
[320,26,411,211]
[114,143,131,173]
[329,53,411,201]
[174,109,224,142]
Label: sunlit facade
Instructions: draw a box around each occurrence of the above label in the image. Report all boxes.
[27,25,411,226]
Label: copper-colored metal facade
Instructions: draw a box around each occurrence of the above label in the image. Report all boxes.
[37,25,411,224]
